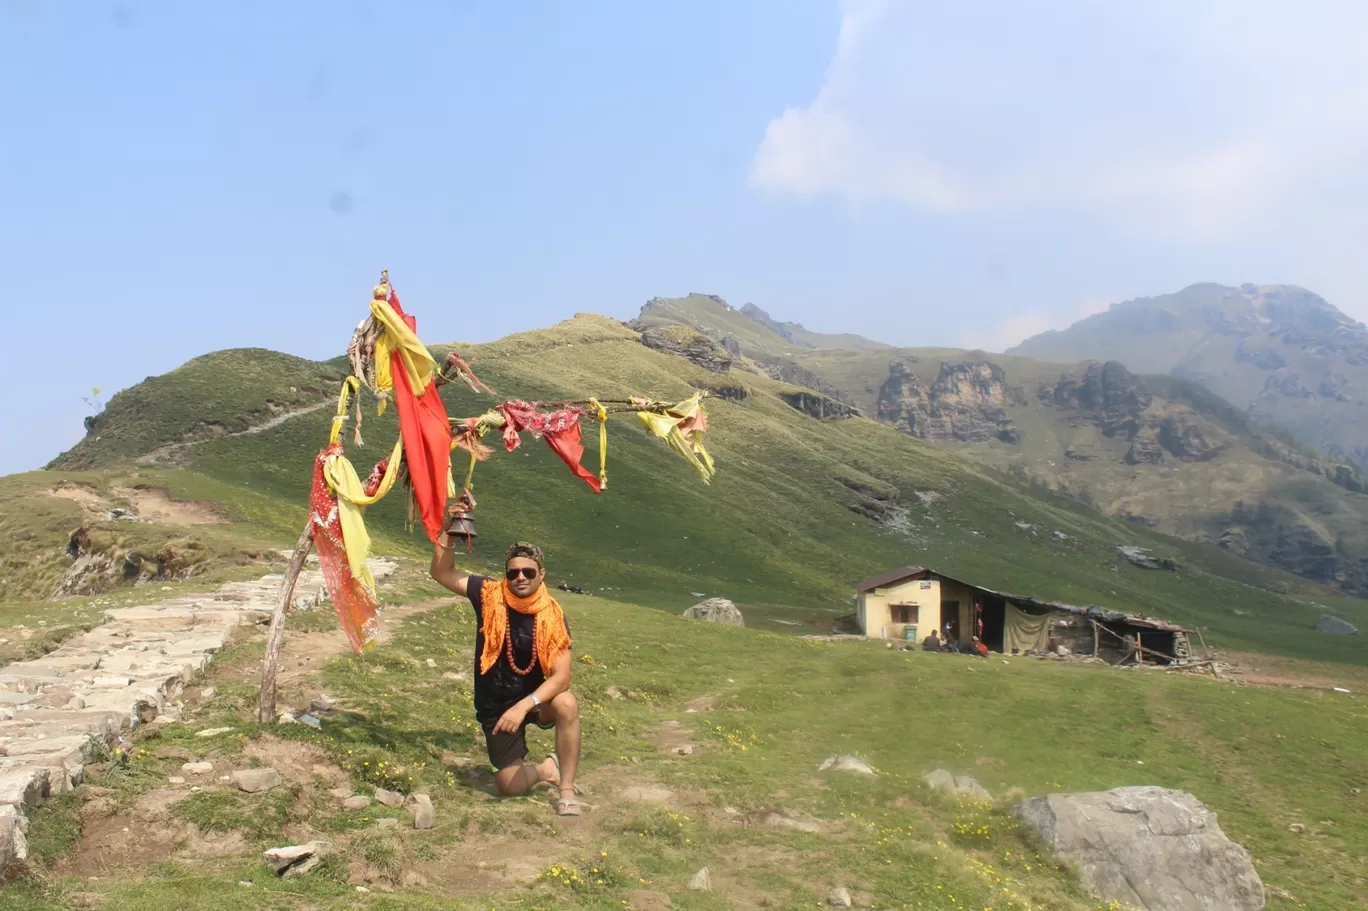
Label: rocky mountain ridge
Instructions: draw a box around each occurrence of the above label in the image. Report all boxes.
[1010,283,1368,469]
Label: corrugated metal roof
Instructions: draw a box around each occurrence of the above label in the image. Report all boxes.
[854,566,927,593]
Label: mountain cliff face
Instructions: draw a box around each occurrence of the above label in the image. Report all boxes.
[876,360,1020,443]
[1009,283,1368,469]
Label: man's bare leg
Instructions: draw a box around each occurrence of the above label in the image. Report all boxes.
[546,690,581,798]
[493,755,559,796]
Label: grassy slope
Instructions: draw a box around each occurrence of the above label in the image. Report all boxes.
[12,313,1366,668]
[632,294,813,356]
[7,574,1366,910]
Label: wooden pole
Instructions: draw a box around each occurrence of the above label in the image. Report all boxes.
[258,521,314,723]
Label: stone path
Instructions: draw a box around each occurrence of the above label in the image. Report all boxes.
[0,557,396,866]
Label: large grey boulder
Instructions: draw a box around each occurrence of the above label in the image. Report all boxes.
[1316,614,1359,635]
[683,598,744,627]
[1015,787,1264,911]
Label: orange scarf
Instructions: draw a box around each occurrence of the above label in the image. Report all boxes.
[478,579,572,676]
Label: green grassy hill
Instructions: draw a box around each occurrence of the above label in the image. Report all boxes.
[8,313,1367,666]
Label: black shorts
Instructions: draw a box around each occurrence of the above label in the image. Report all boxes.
[481,706,556,771]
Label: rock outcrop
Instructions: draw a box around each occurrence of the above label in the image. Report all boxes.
[1316,614,1359,635]
[1015,787,1265,911]
[638,325,733,374]
[780,391,861,420]
[1044,361,1227,464]
[683,598,744,627]
[877,360,1020,444]
[1117,546,1179,571]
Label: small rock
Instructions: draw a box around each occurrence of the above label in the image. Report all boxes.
[277,713,297,724]
[181,762,213,775]
[196,727,233,738]
[622,785,673,805]
[374,787,405,808]
[687,867,711,891]
[343,795,372,811]
[328,787,354,800]
[819,755,875,775]
[923,768,991,801]
[151,715,177,725]
[154,747,191,761]
[168,776,185,785]
[425,658,437,668]
[1315,615,1359,635]
[307,696,333,714]
[675,745,694,756]
[355,886,370,894]
[605,686,625,701]
[263,840,331,876]
[200,687,216,699]
[232,768,282,793]
[411,793,436,829]
[93,676,132,688]
[827,886,853,907]
[376,817,399,829]
[1289,823,1306,834]
[237,881,252,887]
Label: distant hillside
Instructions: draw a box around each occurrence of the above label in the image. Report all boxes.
[631,293,888,356]
[635,298,1368,595]
[11,313,1365,664]
[1009,283,1368,469]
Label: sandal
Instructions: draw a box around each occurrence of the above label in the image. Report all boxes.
[557,791,583,817]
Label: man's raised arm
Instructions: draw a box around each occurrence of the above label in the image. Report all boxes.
[430,505,472,597]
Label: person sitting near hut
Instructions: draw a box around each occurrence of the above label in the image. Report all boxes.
[921,629,941,651]
[970,636,990,657]
[429,510,583,816]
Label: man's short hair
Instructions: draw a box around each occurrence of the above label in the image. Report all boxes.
[505,541,544,568]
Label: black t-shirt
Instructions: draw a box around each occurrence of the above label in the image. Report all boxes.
[466,576,571,723]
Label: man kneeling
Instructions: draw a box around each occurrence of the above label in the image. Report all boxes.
[430,520,582,816]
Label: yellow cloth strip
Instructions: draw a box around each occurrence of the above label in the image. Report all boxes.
[323,436,404,596]
[635,391,714,484]
[590,398,608,489]
[369,298,436,397]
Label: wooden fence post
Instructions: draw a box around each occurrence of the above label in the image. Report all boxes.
[258,522,314,723]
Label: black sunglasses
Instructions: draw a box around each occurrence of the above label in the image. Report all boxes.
[505,567,540,581]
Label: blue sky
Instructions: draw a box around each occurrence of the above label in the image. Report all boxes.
[4,1,1367,475]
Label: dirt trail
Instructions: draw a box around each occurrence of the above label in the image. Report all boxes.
[136,400,330,465]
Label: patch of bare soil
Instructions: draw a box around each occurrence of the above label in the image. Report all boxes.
[46,481,226,526]
[111,485,225,525]
[649,718,701,757]
[411,834,568,894]
[244,735,349,790]
[48,483,109,517]
[62,788,194,876]
[1216,650,1368,692]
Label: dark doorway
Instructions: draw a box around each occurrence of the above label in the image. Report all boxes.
[978,596,1006,652]
[941,601,961,643]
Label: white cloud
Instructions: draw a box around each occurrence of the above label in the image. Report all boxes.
[959,296,1118,352]
[751,1,1368,243]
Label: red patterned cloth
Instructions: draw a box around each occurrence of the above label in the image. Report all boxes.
[310,445,379,653]
[497,402,601,493]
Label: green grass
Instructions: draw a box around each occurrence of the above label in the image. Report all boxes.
[8,583,1364,910]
